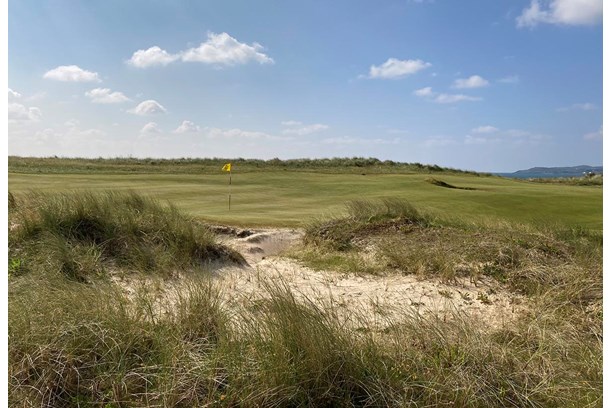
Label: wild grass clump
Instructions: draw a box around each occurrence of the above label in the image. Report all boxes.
[9,275,602,406]
[304,198,429,252]
[8,191,243,280]
[298,198,602,299]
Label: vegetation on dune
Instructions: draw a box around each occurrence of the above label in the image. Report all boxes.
[297,198,602,296]
[8,191,244,280]
[7,193,602,406]
[9,275,602,407]
[9,155,491,176]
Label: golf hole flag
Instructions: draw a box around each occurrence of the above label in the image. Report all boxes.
[222,163,232,210]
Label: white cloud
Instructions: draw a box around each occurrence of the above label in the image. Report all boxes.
[8,102,42,122]
[8,88,21,100]
[471,125,499,133]
[43,65,101,82]
[127,46,179,68]
[181,32,274,66]
[434,93,482,104]
[141,122,162,134]
[413,87,434,96]
[583,126,602,141]
[127,33,274,69]
[85,88,130,104]
[453,75,489,89]
[413,87,482,104]
[367,58,431,79]
[517,0,602,28]
[498,75,520,84]
[174,120,201,134]
[281,123,329,136]
[129,100,167,115]
[557,102,597,112]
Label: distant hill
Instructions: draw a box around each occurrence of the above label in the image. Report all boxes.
[499,165,603,179]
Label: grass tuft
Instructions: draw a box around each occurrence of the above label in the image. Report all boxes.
[8,191,244,280]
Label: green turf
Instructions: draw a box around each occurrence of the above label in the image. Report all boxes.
[8,170,602,229]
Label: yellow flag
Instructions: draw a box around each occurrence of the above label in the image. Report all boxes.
[222,163,231,172]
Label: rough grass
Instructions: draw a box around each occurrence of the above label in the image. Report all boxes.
[9,274,602,407]
[8,194,602,406]
[9,155,490,176]
[297,199,602,295]
[8,191,244,280]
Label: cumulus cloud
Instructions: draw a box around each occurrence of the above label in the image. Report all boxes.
[471,125,499,133]
[453,75,489,89]
[174,120,201,134]
[43,65,101,82]
[181,32,274,65]
[367,58,431,79]
[8,102,42,122]
[85,88,130,104]
[557,103,597,112]
[140,122,162,134]
[127,46,179,68]
[517,0,603,28]
[281,122,329,136]
[127,32,274,68]
[129,100,167,115]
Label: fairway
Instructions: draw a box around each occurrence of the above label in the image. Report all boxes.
[8,171,602,229]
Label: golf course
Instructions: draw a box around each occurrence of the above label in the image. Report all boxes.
[8,157,603,407]
[8,157,602,229]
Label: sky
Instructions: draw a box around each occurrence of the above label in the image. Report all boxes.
[7,0,604,172]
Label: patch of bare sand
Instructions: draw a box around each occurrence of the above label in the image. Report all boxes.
[215,227,527,330]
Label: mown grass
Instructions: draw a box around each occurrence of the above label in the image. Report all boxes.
[8,157,602,229]
[8,193,602,406]
[8,191,244,281]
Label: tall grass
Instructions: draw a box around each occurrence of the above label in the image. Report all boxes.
[8,191,244,280]
[8,194,601,406]
[9,274,602,407]
[9,155,492,176]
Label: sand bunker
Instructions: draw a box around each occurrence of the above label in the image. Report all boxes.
[214,227,526,330]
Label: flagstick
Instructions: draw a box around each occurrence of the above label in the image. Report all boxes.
[228,168,232,211]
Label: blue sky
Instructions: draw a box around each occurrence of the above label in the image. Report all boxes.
[7,0,603,172]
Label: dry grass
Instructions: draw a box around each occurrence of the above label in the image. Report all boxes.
[8,195,602,407]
